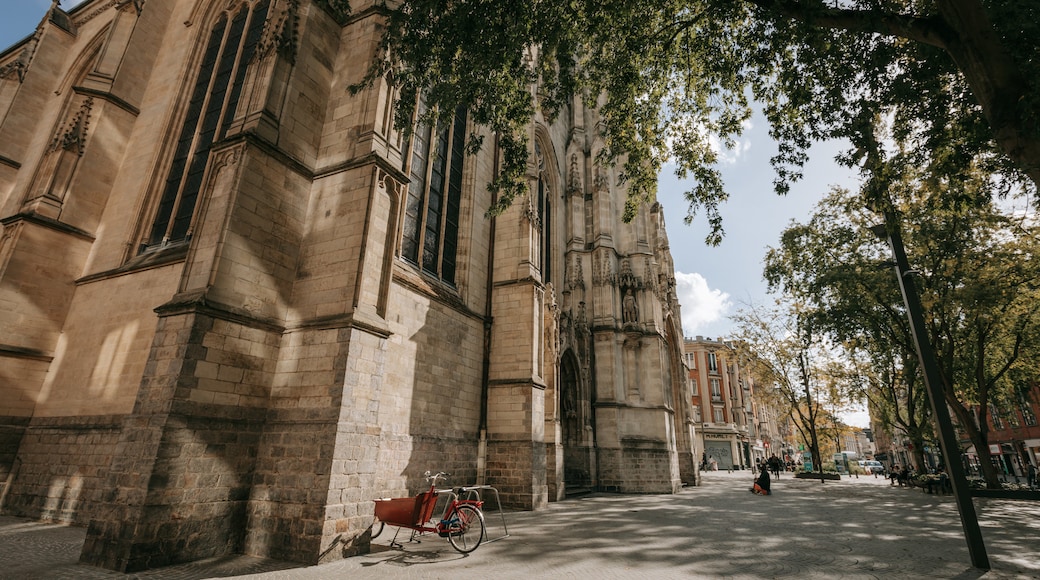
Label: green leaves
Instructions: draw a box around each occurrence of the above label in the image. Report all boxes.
[349,0,1038,239]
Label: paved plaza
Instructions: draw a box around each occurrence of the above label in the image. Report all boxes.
[1,469,1038,579]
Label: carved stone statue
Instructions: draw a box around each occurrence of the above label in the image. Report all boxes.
[622,289,638,324]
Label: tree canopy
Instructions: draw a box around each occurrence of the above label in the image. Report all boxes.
[764,180,1040,487]
[354,0,1040,242]
[732,302,830,476]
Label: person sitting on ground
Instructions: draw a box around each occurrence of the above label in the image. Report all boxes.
[751,464,772,495]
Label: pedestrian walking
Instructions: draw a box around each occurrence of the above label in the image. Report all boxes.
[1028,463,1037,490]
[768,454,781,479]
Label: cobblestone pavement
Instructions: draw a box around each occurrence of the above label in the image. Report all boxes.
[2,470,1038,579]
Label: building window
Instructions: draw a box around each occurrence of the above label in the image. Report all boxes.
[535,141,552,283]
[1007,406,1021,428]
[690,377,698,396]
[708,352,718,373]
[143,0,271,252]
[402,105,467,284]
[710,378,721,400]
[713,407,725,423]
[1023,403,1037,427]
[989,405,1004,430]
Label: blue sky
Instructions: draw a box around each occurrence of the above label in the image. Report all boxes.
[660,126,860,339]
[1,2,869,423]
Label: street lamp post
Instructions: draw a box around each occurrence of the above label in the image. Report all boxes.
[872,212,990,570]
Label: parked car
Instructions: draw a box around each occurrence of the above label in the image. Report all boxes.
[859,460,885,475]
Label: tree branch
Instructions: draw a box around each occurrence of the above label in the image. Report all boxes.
[745,0,952,50]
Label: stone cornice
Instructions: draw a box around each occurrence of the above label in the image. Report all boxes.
[0,212,95,242]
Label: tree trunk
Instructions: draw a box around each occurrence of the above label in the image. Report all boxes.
[936,0,1040,189]
[911,438,927,473]
[948,393,1002,489]
[809,426,824,482]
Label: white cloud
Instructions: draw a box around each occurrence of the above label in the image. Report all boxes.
[674,271,731,336]
[662,118,754,168]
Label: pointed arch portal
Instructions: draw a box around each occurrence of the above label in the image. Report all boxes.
[560,349,594,492]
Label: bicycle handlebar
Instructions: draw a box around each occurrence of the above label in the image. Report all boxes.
[423,470,450,484]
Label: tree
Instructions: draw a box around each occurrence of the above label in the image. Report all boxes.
[845,343,934,472]
[764,181,1040,488]
[732,303,832,479]
[353,0,1040,242]
[762,185,937,470]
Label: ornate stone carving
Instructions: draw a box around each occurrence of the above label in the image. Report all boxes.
[521,191,540,229]
[593,164,609,193]
[211,144,243,173]
[544,283,560,364]
[314,0,350,25]
[376,167,404,201]
[255,0,299,64]
[644,257,658,294]
[0,10,47,83]
[565,254,584,291]
[117,0,146,14]
[75,0,120,26]
[566,153,583,196]
[0,48,31,83]
[618,257,641,290]
[592,250,618,286]
[50,97,94,156]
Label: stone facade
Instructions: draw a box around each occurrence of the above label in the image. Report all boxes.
[0,0,694,572]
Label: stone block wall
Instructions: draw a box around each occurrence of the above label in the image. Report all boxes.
[597,444,681,494]
[0,416,29,506]
[0,415,120,525]
[79,307,277,572]
[486,438,547,509]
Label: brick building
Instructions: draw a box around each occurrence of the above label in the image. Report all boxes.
[964,384,1040,478]
[0,0,694,572]
[682,336,793,472]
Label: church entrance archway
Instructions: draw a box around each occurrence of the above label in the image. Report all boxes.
[560,349,594,493]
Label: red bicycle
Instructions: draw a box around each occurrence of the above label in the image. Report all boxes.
[372,471,486,553]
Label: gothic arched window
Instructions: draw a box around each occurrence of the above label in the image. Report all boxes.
[533,140,553,284]
[142,0,271,252]
[401,106,467,285]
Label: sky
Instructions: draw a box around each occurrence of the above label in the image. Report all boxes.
[0,1,871,427]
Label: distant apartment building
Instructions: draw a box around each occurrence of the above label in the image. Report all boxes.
[871,385,1040,476]
[683,336,789,470]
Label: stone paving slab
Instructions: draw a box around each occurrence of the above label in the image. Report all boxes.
[1,470,1038,579]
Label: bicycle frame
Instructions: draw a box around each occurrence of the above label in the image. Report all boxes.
[372,471,487,553]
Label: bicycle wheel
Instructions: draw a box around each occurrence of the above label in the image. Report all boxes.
[446,504,485,553]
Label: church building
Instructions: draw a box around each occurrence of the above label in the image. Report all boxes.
[0,0,695,571]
